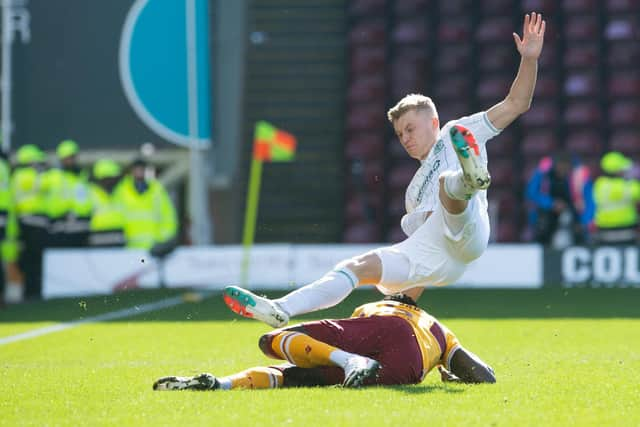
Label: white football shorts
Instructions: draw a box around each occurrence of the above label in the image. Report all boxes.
[374,196,490,295]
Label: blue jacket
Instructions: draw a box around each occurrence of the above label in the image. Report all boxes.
[526,156,595,229]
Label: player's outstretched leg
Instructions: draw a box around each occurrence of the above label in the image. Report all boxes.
[153,373,219,391]
[261,329,381,388]
[224,263,363,327]
[223,286,289,328]
[449,124,491,190]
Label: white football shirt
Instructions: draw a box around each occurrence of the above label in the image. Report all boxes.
[404,111,502,219]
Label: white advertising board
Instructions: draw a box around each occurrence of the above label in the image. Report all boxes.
[43,244,543,298]
[42,249,158,299]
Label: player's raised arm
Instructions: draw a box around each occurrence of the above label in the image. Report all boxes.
[486,12,546,130]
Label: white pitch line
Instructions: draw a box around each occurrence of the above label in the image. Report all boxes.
[0,295,187,346]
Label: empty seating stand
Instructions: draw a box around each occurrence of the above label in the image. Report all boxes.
[343,0,638,243]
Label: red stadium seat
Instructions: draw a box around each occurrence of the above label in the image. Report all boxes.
[436,101,471,124]
[496,222,519,243]
[521,130,558,157]
[350,46,386,74]
[343,222,382,243]
[564,44,599,69]
[479,45,515,71]
[390,64,426,100]
[349,21,386,46]
[349,0,386,17]
[348,76,386,104]
[433,75,470,100]
[610,131,640,155]
[346,193,383,222]
[563,0,598,13]
[388,162,417,192]
[565,131,604,156]
[565,16,599,41]
[522,0,557,14]
[488,158,515,188]
[580,155,602,178]
[388,138,408,160]
[521,102,559,127]
[438,20,471,42]
[345,133,385,161]
[607,42,640,68]
[534,74,560,98]
[609,101,640,126]
[605,0,640,13]
[347,160,385,194]
[439,0,471,16]
[605,19,639,41]
[392,46,428,69]
[564,73,599,97]
[392,18,428,45]
[608,72,640,97]
[477,76,510,102]
[565,102,602,126]
[436,45,471,72]
[479,0,513,14]
[494,189,519,213]
[538,42,557,69]
[387,193,406,218]
[394,0,429,16]
[347,106,386,131]
[486,129,517,159]
[476,17,513,43]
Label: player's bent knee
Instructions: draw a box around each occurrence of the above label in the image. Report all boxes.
[457,228,488,263]
[335,252,382,285]
[258,332,281,359]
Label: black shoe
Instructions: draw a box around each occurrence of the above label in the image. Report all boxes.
[153,373,219,391]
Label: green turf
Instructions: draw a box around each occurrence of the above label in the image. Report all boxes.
[1,288,639,426]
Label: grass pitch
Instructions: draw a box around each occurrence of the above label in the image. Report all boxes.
[1,288,639,426]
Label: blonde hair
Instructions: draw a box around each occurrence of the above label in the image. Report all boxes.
[387,94,438,123]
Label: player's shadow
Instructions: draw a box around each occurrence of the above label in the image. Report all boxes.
[387,383,466,394]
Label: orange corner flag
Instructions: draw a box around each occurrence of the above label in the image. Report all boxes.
[253,121,297,162]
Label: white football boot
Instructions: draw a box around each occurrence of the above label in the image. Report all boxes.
[342,356,381,388]
[223,286,289,328]
[449,124,491,190]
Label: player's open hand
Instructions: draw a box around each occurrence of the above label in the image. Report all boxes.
[513,12,545,60]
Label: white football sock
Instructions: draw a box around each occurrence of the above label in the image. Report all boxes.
[275,268,358,317]
[442,169,477,201]
[329,349,356,369]
[217,378,232,390]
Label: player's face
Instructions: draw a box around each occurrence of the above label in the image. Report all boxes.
[393,109,439,160]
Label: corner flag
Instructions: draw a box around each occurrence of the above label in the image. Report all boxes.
[241,121,297,286]
[253,121,297,162]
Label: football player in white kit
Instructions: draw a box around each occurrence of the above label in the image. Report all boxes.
[224,12,546,328]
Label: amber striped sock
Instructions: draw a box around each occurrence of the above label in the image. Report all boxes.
[218,367,283,390]
[270,331,353,368]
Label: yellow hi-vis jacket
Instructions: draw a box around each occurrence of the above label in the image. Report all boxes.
[43,168,92,221]
[113,176,177,249]
[0,157,16,261]
[593,176,640,229]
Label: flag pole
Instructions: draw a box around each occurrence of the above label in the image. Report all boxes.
[240,157,263,287]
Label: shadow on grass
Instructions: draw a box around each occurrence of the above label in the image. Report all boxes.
[2,287,640,323]
[386,383,466,394]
